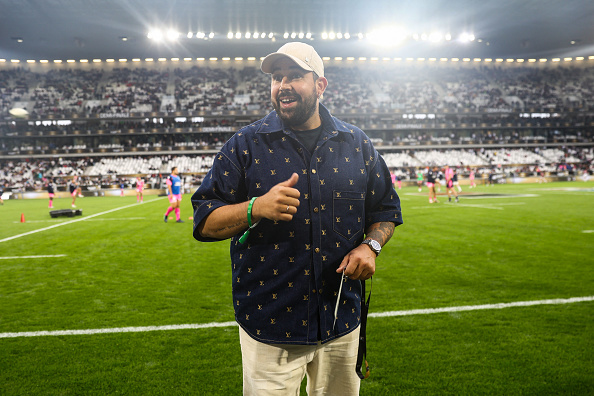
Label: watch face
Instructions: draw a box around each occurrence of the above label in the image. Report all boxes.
[364,239,381,255]
[370,240,381,251]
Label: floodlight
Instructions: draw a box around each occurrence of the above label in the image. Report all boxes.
[367,27,407,47]
[459,33,475,43]
[429,32,442,42]
[245,32,251,39]
[227,32,234,39]
[167,30,180,41]
[147,30,163,41]
[235,32,241,39]
[187,32,193,39]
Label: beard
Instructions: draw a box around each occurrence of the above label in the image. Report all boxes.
[272,87,318,129]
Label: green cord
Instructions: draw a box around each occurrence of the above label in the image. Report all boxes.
[239,197,258,244]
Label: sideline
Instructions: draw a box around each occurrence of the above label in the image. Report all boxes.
[12,217,147,224]
[0,254,67,260]
[0,198,163,244]
[1,296,592,339]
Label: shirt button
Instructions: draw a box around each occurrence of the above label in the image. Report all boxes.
[315,248,320,253]
[311,169,317,174]
[313,207,319,213]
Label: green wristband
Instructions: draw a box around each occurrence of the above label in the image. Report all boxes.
[239,197,258,244]
[247,196,257,227]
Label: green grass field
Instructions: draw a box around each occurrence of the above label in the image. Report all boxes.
[1,182,593,395]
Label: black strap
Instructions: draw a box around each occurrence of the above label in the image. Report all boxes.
[356,277,372,379]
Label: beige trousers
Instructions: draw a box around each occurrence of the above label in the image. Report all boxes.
[239,326,361,396]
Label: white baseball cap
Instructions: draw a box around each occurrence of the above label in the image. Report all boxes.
[261,42,324,77]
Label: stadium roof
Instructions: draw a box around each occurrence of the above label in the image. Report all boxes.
[1,0,594,61]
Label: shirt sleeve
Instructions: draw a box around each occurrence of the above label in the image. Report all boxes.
[191,135,248,242]
[363,144,404,230]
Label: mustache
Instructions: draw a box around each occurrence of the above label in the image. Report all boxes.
[277,91,301,101]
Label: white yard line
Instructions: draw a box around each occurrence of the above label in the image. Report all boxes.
[459,194,539,199]
[13,217,147,224]
[0,198,163,244]
[0,254,67,260]
[411,201,527,210]
[369,296,594,318]
[1,296,591,339]
[411,204,504,210]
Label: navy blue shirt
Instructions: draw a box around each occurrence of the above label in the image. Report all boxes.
[192,104,403,345]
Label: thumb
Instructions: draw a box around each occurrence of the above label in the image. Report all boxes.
[279,172,299,187]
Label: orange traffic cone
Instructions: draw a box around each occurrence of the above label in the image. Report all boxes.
[20,213,25,223]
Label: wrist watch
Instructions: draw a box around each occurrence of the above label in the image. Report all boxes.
[361,238,381,256]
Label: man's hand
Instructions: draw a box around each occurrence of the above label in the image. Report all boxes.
[336,244,376,281]
[336,222,395,281]
[252,173,301,222]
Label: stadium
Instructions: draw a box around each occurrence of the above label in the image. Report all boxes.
[1,0,593,394]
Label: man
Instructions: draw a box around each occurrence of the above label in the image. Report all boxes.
[453,167,462,192]
[70,175,79,207]
[164,167,183,223]
[191,42,402,395]
[47,178,55,208]
[444,165,459,203]
[426,166,439,203]
[469,168,477,188]
[416,168,424,192]
[136,177,144,203]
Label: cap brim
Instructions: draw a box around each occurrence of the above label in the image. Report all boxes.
[261,53,313,74]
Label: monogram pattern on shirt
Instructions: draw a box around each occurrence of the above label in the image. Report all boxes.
[192,110,402,344]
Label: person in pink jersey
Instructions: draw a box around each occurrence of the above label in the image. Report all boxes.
[70,175,80,207]
[47,179,55,208]
[136,177,144,203]
[390,171,401,190]
[469,168,477,188]
[444,165,459,203]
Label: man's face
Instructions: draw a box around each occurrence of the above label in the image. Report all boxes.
[270,58,320,130]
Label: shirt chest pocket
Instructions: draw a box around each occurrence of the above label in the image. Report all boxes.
[332,191,365,241]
